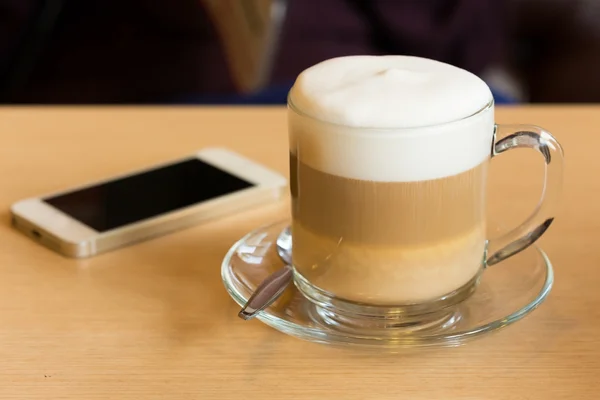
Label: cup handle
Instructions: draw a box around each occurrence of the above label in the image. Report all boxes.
[486,124,564,266]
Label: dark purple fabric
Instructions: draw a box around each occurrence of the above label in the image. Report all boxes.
[0,0,507,103]
[0,0,35,72]
[272,0,506,85]
[1,0,235,103]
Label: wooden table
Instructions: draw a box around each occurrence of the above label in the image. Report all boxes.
[0,106,597,399]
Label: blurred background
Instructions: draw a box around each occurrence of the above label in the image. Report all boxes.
[1,0,599,105]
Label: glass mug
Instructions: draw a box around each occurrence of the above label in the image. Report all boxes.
[287,66,563,328]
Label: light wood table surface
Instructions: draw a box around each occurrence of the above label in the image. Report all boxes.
[0,106,597,399]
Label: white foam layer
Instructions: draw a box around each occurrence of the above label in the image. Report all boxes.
[288,55,495,182]
[290,55,492,128]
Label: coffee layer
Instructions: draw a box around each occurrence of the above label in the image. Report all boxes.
[290,156,488,304]
[290,154,487,246]
[292,221,485,304]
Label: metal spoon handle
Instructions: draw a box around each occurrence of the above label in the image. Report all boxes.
[238,265,294,320]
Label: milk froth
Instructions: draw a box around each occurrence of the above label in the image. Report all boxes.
[288,55,495,182]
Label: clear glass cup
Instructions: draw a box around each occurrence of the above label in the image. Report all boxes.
[288,98,563,330]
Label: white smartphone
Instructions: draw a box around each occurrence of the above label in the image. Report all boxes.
[11,147,287,258]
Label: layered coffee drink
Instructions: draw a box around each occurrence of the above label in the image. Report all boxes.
[288,55,495,305]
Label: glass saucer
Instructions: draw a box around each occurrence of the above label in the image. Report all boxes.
[221,220,553,349]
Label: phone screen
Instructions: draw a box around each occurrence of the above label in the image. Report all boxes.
[43,158,254,232]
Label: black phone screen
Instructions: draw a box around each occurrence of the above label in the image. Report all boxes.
[43,158,254,232]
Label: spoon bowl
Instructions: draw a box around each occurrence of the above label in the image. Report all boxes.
[238,226,294,320]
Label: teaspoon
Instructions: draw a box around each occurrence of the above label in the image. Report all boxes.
[237,226,294,320]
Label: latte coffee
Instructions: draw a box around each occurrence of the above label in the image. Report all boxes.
[288,55,495,305]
